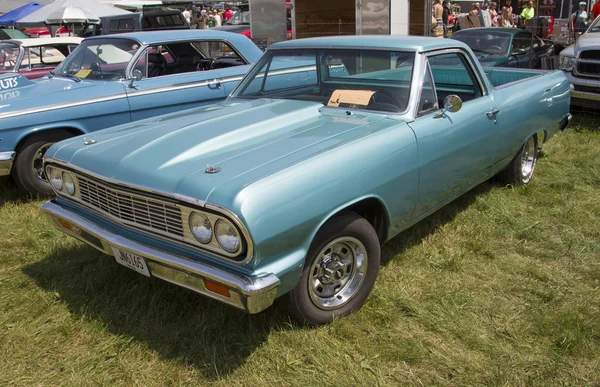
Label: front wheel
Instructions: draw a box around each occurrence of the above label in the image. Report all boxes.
[278,212,380,325]
[12,131,72,196]
[496,134,538,185]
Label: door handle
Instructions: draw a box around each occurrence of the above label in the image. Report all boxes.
[486,108,500,116]
[208,79,221,89]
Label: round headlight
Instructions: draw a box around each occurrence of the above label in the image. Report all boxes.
[47,167,63,191]
[62,171,75,196]
[189,212,212,244]
[215,219,241,253]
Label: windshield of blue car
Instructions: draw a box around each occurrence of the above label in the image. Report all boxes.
[53,38,141,80]
[451,31,511,55]
[231,49,415,113]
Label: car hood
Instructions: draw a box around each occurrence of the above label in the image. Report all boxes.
[49,98,393,204]
[0,74,102,115]
[575,32,600,51]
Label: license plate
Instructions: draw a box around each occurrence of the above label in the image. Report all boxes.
[111,247,150,277]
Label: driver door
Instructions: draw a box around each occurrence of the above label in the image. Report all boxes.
[124,46,226,122]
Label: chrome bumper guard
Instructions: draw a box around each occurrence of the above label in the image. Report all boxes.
[559,113,572,131]
[41,200,280,314]
[0,151,15,176]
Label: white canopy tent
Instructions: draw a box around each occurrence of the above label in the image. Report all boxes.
[46,5,100,24]
[17,0,130,27]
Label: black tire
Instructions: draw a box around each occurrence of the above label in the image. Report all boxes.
[278,212,380,326]
[496,134,538,185]
[12,131,72,196]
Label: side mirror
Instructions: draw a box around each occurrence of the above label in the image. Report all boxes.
[434,95,462,118]
[128,69,143,88]
[444,94,462,113]
[511,48,526,56]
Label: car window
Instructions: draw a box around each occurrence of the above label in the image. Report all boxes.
[54,38,140,80]
[192,41,244,63]
[20,46,67,70]
[417,63,438,116]
[426,52,483,107]
[0,43,20,71]
[512,32,534,51]
[233,49,415,113]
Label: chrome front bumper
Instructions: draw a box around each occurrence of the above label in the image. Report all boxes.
[41,200,280,314]
[0,151,15,176]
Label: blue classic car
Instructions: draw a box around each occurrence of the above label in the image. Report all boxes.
[41,36,571,325]
[0,30,262,195]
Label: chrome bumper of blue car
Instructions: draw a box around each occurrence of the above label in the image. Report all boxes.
[41,200,280,314]
[0,151,15,176]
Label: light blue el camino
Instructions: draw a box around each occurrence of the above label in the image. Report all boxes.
[41,36,571,325]
[0,30,262,195]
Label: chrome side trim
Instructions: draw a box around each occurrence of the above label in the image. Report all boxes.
[43,158,254,265]
[0,93,128,120]
[126,79,213,97]
[571,90,600,101]
[220,76,244,84]
[41,200,279,314]
[0,151,15,176]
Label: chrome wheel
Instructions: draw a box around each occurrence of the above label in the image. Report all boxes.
[31,142,53,185]
[308,236,368,310]
[521,136,536,182]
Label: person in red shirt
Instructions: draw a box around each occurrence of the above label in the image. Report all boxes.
[592,1,600,19]
[224,6,233,22]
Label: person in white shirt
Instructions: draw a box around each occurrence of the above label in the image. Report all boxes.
[213,10,222,26]
[182,8,191,24]
[572,1,588,34]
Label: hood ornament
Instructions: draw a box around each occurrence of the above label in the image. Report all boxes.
[83,138,96,145]
[205,164,221,174]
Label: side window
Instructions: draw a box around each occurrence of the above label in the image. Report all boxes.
[428,52,483,103]
[192,41,245,65]
[512,32,533,51]
[132,49,148,79]
[417,63,438,116]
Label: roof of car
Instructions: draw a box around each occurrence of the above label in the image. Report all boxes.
[3,37,83,47]
[268,35,472,52]
[84,29,250,46]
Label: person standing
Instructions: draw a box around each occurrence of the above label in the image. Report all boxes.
[442,0,452,36]
[182,7,191,24]
[213,9,222,27]
[501,0,514,26]
[224,6,233,22]
[572,2,589,34]
[521,1,535,21]
[469,2,481,16]
[489,2,500,26]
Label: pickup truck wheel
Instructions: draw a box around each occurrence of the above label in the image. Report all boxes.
[497,134,538,185]
[12,131,72,196]
[279,212,380,325]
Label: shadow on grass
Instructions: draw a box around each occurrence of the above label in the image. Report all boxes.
[24,244,293,380]
[0,176,47,206]
[22,181,495,378]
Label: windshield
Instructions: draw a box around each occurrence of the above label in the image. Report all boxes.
[589,16,600,33]
[451,31,511,55]
[54,38,141,80]
[0,43,20,71]
[232,49,415,113]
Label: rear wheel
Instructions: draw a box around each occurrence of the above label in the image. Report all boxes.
[279,212,380,325]
[12,131,73,196]
[496,134,538,185]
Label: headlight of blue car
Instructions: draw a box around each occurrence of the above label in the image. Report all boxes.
[558,56,576,71]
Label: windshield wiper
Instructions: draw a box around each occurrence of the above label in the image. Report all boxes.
[471,48,495,55]
[49,71,81,82]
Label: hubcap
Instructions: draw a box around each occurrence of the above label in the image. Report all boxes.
[521,137,536,181]
[308,237,368,310]
[31,143,54,185]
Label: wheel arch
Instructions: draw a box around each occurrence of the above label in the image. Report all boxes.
[14,125,87,153]
[312,196,391,245]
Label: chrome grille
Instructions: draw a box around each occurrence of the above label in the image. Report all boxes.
[576,50,600,78]
[77,175,184,237]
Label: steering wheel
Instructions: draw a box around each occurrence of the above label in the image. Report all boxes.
[201,58,216,70]
[487,45,504,54]
[369,89,404,110]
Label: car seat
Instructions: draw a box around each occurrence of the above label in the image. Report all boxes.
[148,53,167,77]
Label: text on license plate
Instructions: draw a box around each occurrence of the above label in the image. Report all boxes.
[111,247,151,277]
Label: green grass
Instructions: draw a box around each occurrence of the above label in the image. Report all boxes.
[1,123,600,386]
